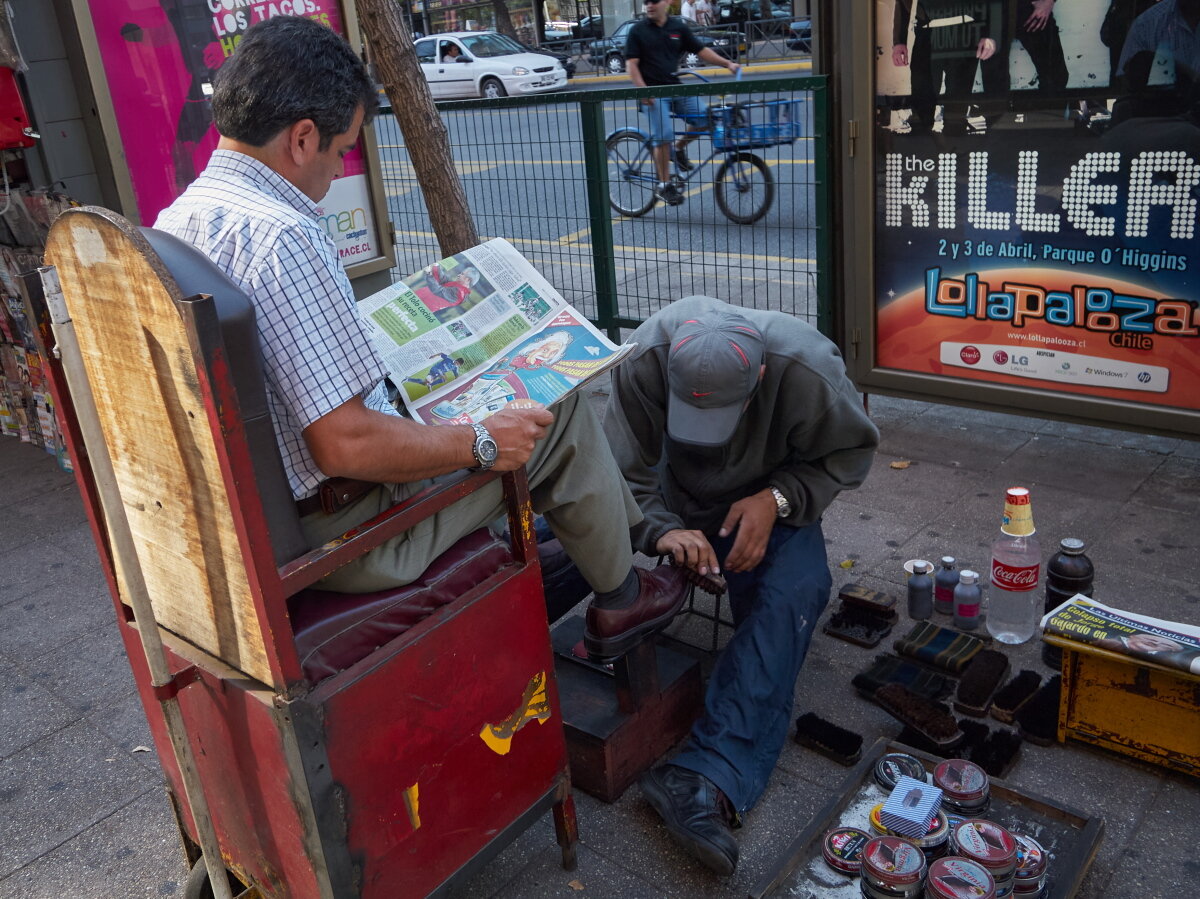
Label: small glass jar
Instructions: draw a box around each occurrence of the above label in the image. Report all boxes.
[933,759,990,816]
[952,820,1017,898]
[824,826,871,876]
[925,856,997,899]
[875,753,929,793]
[1011,833,1049,896]
[860,836,928,899]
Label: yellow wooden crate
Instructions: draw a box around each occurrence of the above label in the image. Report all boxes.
[1045,636,1200,777]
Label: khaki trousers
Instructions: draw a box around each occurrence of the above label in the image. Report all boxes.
[299,393,641,594]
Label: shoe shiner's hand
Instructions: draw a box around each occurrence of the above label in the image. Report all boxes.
[719,489,775,572]
[656,528,720,576]
[641,97,656,107]
[485,405,553,471]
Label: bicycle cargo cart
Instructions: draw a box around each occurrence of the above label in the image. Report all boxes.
[606,72,804,223]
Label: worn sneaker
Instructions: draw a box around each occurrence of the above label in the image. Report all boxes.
[674,145,694,172]
[655,181,685,206]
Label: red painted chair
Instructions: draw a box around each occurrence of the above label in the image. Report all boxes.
[33,207,577,898]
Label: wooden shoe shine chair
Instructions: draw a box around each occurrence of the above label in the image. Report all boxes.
[32,207,577,898]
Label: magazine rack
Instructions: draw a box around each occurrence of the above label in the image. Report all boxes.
[34,207,577,898]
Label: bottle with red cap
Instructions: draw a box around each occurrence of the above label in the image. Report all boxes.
[987,488,1042,644]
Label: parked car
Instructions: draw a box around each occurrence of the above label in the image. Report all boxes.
[515,39,577,78]
[573,15,604,39]
[586,17,745,75]
[413,32,569,99]
[786,17,811,52]
[715,0,790,32]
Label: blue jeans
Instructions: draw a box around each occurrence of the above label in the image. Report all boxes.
[670,520,831,813]
[641,94,703,145]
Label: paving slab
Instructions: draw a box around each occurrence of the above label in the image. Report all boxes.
[0,789,183,899]
[0,578,114,664]
[0,669,80,761]
[0,720,157,875]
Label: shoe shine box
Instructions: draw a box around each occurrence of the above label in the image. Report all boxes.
[880,776,943,837]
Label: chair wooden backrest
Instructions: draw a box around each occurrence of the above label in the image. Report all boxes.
[46,207,280,684]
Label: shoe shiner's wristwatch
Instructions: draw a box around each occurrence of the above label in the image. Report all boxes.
[770,486,791,518]
[470,423,499,471]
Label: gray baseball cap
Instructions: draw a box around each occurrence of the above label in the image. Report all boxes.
[666,311,765,446]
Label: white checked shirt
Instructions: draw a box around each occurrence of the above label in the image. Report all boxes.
[155,150,395,500]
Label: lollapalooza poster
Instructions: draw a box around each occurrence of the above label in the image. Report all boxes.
[84,0,381,266]
[873,0,1199,412]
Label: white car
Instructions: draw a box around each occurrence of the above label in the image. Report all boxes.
[414,32,568,100]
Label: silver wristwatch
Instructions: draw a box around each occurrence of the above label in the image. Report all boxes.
[470,423,499,471]
[770,486,791,518]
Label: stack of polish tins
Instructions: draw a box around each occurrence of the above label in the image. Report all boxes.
[821,751,1049,897]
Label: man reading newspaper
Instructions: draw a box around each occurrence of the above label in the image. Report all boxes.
[155,16,691,659]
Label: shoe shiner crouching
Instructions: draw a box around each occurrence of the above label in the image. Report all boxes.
[603,296,879,874]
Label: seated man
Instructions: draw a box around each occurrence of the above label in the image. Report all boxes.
[155,16,688,656]
[603,296,879,874]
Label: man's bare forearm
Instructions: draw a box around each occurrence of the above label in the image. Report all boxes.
[302,398,553,485]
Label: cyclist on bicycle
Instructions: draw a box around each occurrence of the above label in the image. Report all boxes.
[626,0,740,206]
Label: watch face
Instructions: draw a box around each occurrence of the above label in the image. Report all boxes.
[478,436,499,462]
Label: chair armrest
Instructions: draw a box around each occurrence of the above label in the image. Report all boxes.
[278,467,535,595]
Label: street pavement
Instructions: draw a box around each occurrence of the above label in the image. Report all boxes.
[0,388,1197,897]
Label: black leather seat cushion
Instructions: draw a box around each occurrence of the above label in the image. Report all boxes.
[290,529,513,683]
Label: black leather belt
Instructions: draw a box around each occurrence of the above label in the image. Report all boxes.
[296,477,380,518]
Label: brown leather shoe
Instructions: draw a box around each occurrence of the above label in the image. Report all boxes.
[583,565,689,662]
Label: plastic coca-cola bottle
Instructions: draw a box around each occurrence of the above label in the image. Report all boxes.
[987,487,1041,644]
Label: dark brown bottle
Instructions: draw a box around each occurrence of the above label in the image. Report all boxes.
[1042,537,1094,668]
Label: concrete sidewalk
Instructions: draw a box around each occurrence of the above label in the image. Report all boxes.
[0,391,1196,898]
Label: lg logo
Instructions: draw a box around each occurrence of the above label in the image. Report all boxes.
[995,351,1030,366]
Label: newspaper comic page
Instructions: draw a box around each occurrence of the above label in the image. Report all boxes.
[357,239,633,425]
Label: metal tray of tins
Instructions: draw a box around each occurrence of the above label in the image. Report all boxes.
[750,738,1105,898]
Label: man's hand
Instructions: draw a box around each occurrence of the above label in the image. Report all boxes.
[656,528,720,576]
[976,37,997,60]
[1024,0,1054,32]
[641,97,656,107]
[718,489,776,573]
[892,44,909,67]
[482,405,553,471]
[727,61,742,76]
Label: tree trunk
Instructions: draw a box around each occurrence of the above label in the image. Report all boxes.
[355,0,480,258]
[492,0,518,39]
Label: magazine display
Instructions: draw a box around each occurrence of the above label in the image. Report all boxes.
[358,238,634,426]
[1041,597,1200,675]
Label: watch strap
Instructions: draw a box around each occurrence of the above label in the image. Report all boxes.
[770,486,791,518]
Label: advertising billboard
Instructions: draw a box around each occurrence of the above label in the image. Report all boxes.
[74,0,391,275]
[843,1,1199,435]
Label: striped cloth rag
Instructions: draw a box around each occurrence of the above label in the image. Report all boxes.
[894,621,987,675]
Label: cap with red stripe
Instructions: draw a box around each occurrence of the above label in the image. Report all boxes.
[666,311,764,446]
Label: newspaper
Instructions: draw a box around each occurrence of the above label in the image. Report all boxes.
[357,238,634,426]
[1041,596,1200,675]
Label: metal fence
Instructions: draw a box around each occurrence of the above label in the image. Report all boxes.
[373,74,830,337]
[541,15,812,77]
